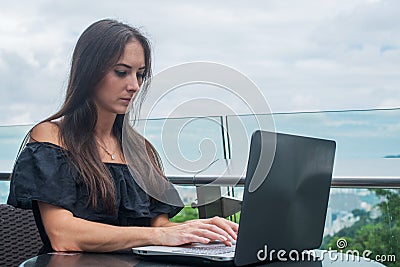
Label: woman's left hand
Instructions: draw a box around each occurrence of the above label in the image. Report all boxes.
[184,216,239,246]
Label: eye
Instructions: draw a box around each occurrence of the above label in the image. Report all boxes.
[136,72,146,80]
[115,70,127,77]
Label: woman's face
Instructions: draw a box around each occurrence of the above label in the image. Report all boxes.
[93,40,145,115]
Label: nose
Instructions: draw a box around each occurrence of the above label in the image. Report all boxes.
[127,75,140,93]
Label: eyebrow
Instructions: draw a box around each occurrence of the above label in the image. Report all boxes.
[115,63,146,70]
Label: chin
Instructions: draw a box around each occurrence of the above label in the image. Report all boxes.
[116,108,129,115]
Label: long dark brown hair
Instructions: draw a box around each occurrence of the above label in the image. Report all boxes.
[19,19,165,213]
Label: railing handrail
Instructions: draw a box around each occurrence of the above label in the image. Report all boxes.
[165,175,400,188]
[1,107,400,128]
[0,173,10,180]
[2,172,400,188]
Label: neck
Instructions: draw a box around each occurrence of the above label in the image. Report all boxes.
[95,109,118,139]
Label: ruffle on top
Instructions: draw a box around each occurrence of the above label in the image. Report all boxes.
[7,142,183,227]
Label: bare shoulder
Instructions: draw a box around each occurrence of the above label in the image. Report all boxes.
[30,121,62,146]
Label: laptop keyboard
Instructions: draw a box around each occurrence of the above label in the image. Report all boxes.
[172,243,236,255]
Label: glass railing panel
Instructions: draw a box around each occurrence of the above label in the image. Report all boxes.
[226,110,399,265]
[0,117,226,205]
[135,116,225,176]
[227,109,400,177]
[0,181,10,204]
[134,116,226,206]
[0,124,32,172]
[0,124,32,204]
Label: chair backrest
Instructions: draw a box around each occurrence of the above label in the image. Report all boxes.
[0,204,43,267]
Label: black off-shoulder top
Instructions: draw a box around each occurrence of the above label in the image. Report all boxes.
[7,142,183,254]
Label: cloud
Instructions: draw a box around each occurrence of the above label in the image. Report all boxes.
[0,0,399,125]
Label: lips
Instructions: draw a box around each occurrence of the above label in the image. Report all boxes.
[120,98,132,104]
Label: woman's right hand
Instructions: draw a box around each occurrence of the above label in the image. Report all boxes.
[156,217,238,247]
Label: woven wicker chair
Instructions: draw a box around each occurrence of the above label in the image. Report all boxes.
[0,204,42,267]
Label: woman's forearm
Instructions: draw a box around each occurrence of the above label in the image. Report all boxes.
[38,202,161,252]
[39,202,238,252]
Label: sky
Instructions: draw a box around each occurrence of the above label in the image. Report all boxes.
[0,0,400,125]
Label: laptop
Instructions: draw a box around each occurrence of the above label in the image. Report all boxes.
[132,130,336,266]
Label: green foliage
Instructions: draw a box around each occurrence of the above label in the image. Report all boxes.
[170,206,199,223]
[321,208,372,248]
[373,189,400,224]
[227,211,241,223]
[323,189,399,267]
[170,207,241,223]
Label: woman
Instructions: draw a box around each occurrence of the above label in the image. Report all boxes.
[7,19,238,254]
